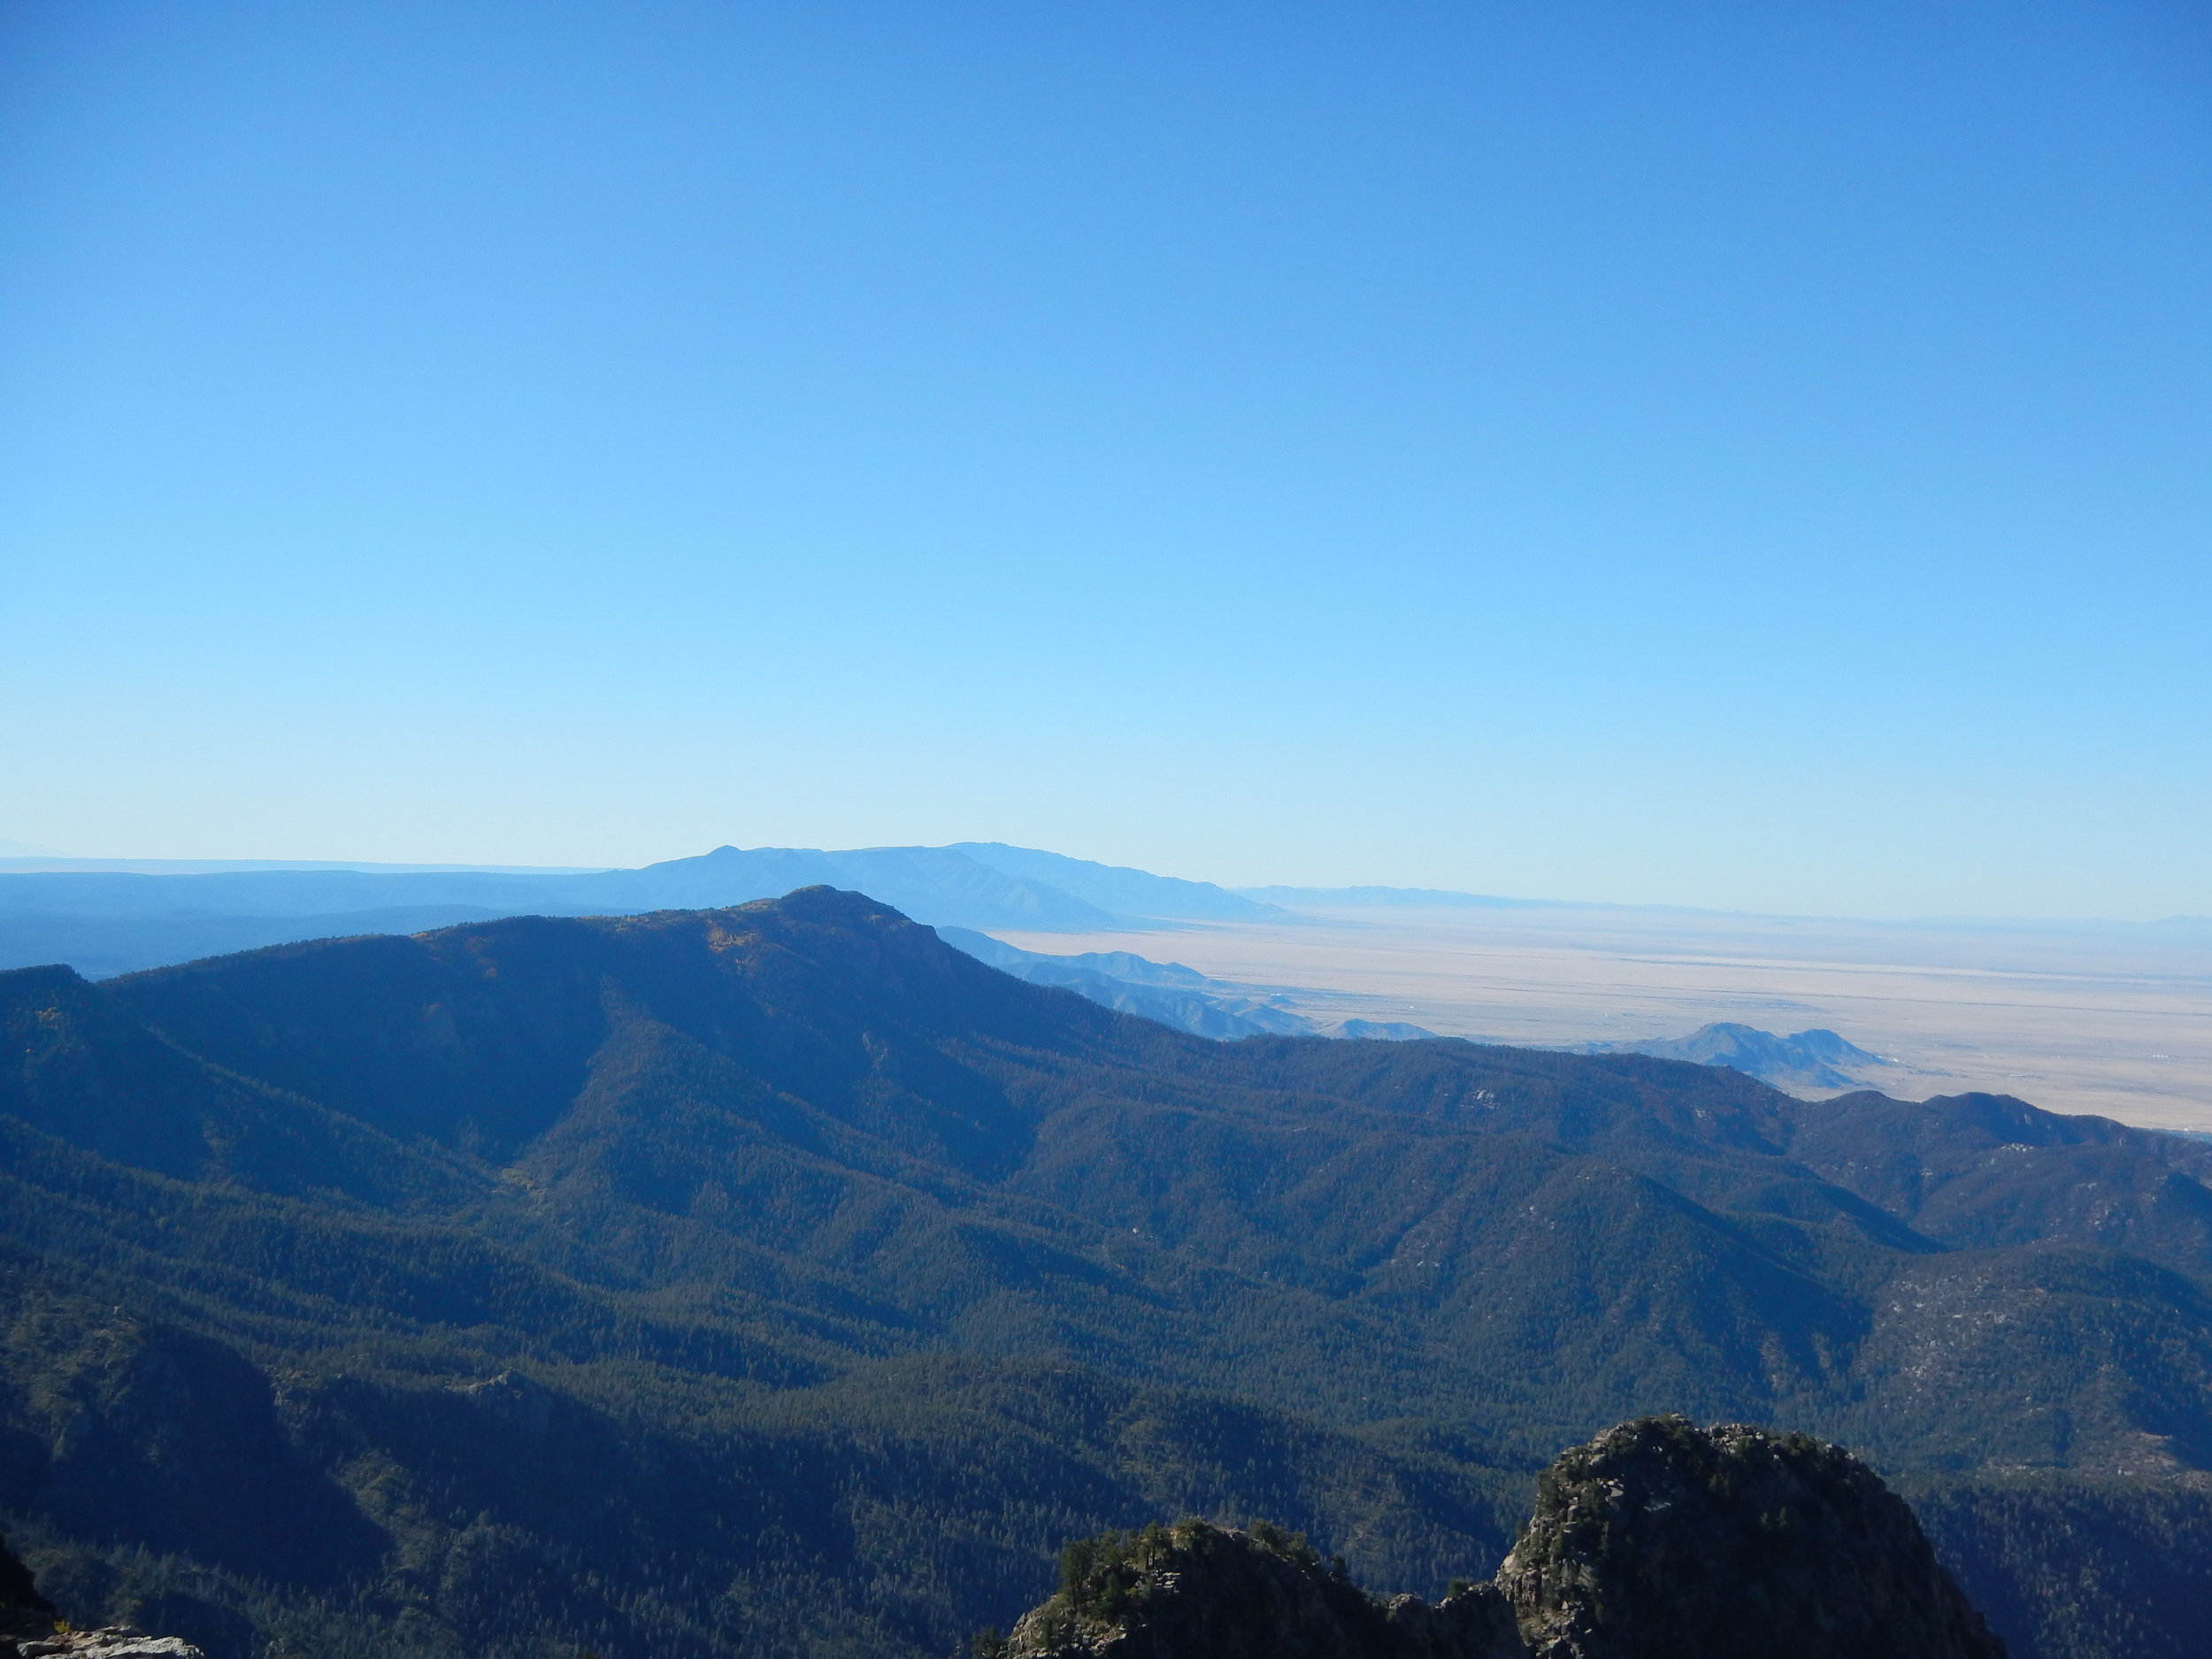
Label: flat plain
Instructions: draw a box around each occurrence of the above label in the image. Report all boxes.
[997,904,2212,1132]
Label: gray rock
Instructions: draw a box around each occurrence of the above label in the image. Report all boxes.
[1002,1519,1525,1659]
[1001,1419,2008,1659]
[1494,1417,2005,1659]
[11,1632,204,1659]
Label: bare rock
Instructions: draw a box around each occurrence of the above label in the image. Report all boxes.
[1002,1519,1525,1659]
[1494,1416,2006,1659]
[11,1633,206,1659]
[0,1533,205,1659]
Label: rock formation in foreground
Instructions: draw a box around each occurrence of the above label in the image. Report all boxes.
[1002,1418,2006,1659]
[0,1534,203,1659]
[1495,1417,2006,1659]
[1002,1518,1526,1659]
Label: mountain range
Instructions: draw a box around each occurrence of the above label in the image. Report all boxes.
[3,888,2211,1659]
[0,844,1282,979]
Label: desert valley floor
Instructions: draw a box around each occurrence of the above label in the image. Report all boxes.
[999,903,2212,1132]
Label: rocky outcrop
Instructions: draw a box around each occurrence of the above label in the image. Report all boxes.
[1002,1419,2007,1659]
[4,1632,205,1658]
[0,1534,203,1659]
[1002,1519,1526,1659]
[1494,1417,2006,1659]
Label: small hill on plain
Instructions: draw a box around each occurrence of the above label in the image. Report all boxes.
[1583,1022,1893,1093]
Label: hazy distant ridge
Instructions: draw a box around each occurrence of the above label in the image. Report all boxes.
[934,926,1432,1041]
[1583,1022,1893,1094]
[0,842,1277,979]
[951,843,1284,921]
[4,887,2209,1657]
[1235,884,1554,908]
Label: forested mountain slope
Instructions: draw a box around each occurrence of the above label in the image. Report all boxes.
[2,888,2208,1658]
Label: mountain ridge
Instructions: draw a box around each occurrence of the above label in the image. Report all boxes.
[1007,1417,2005,1659]
[0,843,1244,979]
[2,887,2208,1657]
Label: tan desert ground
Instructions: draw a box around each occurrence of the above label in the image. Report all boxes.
[995,904,2212,1133]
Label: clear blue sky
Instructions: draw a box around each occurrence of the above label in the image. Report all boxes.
[3,1,2206,918]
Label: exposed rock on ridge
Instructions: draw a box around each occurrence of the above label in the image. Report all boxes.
[1002,1519,1525,1659]
[4,1632,205,1658]
[1494,1417,2005,1659]
[1003,1419,2006,1659]
[0,1534,202,1659]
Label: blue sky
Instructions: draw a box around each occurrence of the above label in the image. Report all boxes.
[3,1,2207,917]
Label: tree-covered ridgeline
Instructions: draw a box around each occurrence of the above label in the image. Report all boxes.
[3,887,2209,1657]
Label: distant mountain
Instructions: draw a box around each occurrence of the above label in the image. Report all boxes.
[561,845,1126,931]
[939,928,1349,1041]
[951,844,1285,922]
[3,887,2210,1658]
[0,844,1149,978]
[0,867,577,919]
[0,856,606,875]
[1233,885,1549,909]
[0,905,523,979]
[1583,1022,1892,1093]
[0,846,1580,986]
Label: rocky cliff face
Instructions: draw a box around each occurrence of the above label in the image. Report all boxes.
[0,1535,201,1659]
[1003,1419,2008,1659]
[1494,1417,2006,1659]
[1002,1519,1525,1659]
